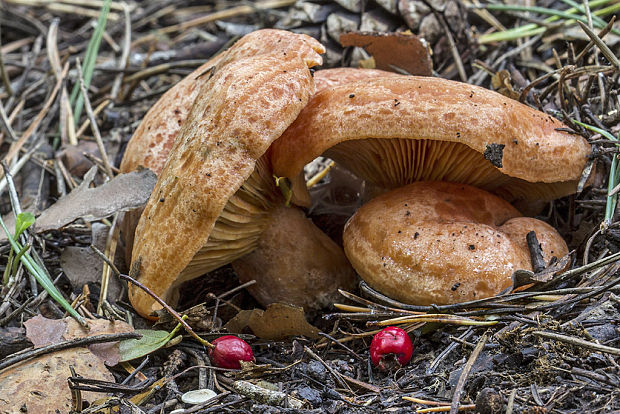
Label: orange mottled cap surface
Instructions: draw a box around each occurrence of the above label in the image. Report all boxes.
[272,76,591,201]
[128,30,324,318]
[343,181,569,305]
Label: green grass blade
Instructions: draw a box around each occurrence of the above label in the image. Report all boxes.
[0,215,86,325]
[557,0,609,28]
[479,0,620,43]
[69,0,111,125]
[484,5,606,29]
[573,120,619,229]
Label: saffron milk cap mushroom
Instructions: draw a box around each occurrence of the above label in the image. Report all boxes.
[271,76,592,203]
[126,30,357,318]
[343,181,569,305]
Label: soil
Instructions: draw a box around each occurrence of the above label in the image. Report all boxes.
[0,1,619,413]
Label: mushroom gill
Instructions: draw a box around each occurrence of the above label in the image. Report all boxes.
[272,75,592,203]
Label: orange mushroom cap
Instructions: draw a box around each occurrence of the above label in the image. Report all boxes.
[127,30,329,318]
[272,75,592,202]
[343,181,569,305]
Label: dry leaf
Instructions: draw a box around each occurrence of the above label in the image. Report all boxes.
[0,348,115,414]
[340,31,432,76]
[24,316,134,366]
[59,141,100,178]
[60,223,123,301]
[33,167,157,233]
[225,303,319,340]
[64,317,134,366]
[491,69,521,100]
[512,254,572,289]
[24,314,66,347]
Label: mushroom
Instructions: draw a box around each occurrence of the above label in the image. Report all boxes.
[270,72,590,305]
[271,75,591,203]
[343,181,569,305]
[124,30,357,319]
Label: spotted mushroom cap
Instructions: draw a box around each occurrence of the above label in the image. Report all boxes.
[121,29,324,175]
[271,75,592,202]
[343,181,569,305]
[314,67,401,94]
[128,30,325,318]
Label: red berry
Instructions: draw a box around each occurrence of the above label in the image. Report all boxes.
[370,327,413,371]
[208,335,254,369]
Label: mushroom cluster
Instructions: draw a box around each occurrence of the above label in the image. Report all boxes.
[272,71,590,305]
[121,29,591,318]
[122,30,356,319]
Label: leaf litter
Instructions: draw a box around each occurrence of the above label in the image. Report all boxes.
[0,1,619,413]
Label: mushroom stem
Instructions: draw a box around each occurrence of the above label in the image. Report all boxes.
[232,205,357,311]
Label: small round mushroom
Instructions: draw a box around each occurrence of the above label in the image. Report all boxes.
[125,30,357,319]
[272,75,592,203]
[343,181,569,305]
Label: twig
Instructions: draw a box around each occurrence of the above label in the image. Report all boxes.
[0,22,13,96]
[532,330,620,356]
[450,331,488,414]
[47,18,77,146]
[119,272,214,348]
[132,0,296,46]
[526,231,546,273]
[577,21,620,71]
[438,13,467,82]
[304,345,351,391]
[2,61,68,166]
[110,2,131,100]
[0,332,141,371]
[75,59,114,178]
[318,332,362,360]
[0,101,19,142]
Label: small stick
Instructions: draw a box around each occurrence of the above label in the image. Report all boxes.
[318,332,362,360]
[110,2,130,100]
[119,272,214,348]
[0,22,13,96]
[450,331,488,414]
[303,345,351,391]
[417,405,476,413]
[2,61,68,166]
[75,99,110,139]
[131,0,296,46]
[526,231,546,273]
[75,59,114,178]
[0,332,140,371]
[0,101,18,142]
[532,330,620,356]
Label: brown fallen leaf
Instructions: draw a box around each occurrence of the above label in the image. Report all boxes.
[60,222,123,301]
[33,167,157,233]
[24,314,66,347]
[339,31,432,76]
[0,347,115,414]
[24,315,134,366]
[59,141,100,178]
[64,317,134,366]
[3,315,132,413]
[491,69,521,100]
[224,303,319,340]
[511,253,573,290]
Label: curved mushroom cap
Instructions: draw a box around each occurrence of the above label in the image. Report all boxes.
[129,30,325,318]
[344,182,568,305]
[272,76,591,202]
[121,29,324,175]
[314,67,400,94]
[343,181,568,305]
